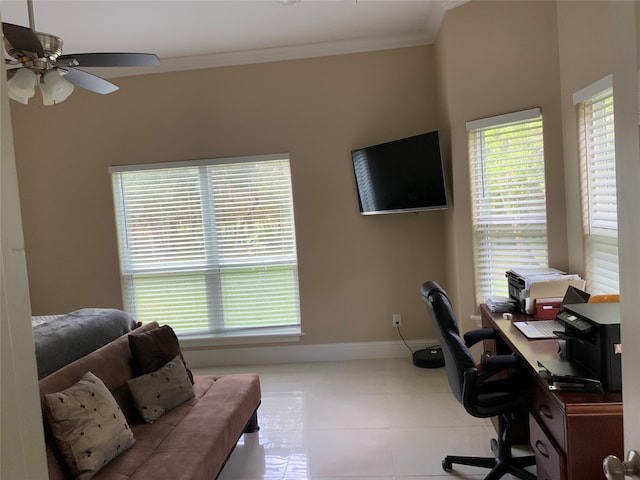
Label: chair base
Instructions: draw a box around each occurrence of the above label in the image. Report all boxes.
[440,412,537,480]
[442,452,536,480]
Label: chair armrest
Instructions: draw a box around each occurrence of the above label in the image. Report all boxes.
[482,353,520,371]
[477,353,522,383]
[463,328,497,348]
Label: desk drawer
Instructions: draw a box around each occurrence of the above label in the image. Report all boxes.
[532,382,566,451]
[530,414,566,480]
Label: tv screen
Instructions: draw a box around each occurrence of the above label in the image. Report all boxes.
[351,131,448,215]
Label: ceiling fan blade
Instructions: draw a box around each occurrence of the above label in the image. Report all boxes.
[6,68,19,80]
[60,68,119,95]
[58,53,160,67]
[2,22,44,57]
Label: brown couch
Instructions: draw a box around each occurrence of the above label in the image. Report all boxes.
[39,321,262,480]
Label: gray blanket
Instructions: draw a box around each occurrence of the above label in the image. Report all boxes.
[34,308,138,379]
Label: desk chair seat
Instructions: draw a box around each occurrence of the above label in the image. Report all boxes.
[420,281,536,480]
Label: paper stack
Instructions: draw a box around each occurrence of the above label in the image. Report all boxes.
[486,296,519,313]
[506,268,585,314]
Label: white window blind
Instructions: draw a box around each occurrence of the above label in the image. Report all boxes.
[110,154,301,338]
[575,78,619,295]
[467,108,549,304]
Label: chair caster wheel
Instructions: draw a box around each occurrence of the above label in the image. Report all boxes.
[442,459,453,472]
[490,438,498,456]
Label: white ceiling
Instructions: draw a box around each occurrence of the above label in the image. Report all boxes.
[1,0,466,78]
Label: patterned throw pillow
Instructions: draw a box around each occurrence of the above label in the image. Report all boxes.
[44,372,135,480]
[128,325,194,384]
[127,355,195,423]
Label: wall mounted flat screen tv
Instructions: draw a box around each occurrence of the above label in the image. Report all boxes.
[351,131,448,215]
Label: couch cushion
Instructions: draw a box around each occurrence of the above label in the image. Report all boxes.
[128,356,195,423]
[129,374,262,480]
[128,325,194,384]
[44,372,135,480]
[89,376,217,479]
[91,375,261,480]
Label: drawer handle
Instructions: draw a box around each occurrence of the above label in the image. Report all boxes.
[538,404,553,419]
[535,440,550,459]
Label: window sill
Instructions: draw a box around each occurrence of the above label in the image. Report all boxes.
[177,326,302,348]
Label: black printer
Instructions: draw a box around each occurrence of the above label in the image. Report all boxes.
[556,302,621,391]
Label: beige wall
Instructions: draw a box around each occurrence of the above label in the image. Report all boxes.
[10,46,445,346]
[8,1,620,351]
[556,1,613,274]
[435,0,566,331]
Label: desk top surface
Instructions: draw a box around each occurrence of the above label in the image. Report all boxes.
[480,304,622,407]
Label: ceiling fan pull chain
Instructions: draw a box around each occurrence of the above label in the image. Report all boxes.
[27,0,36,33]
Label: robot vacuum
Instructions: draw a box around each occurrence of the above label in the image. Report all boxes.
[412,345,445,368]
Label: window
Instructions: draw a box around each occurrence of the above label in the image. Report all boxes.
[467,108,548,304]
[574,76,618,295]
[110,153,301,340]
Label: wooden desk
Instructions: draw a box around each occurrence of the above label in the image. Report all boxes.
[480,305,623,480]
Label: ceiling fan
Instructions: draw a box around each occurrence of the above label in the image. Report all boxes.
[3,0,159,105]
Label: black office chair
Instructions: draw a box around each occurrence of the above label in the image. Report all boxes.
[420,281,536,480]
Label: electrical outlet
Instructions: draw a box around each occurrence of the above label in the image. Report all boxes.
[392,313,401,328]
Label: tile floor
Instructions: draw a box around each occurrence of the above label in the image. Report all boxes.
[193,357,535,480]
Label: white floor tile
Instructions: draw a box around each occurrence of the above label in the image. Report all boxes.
[254,393,306,432]
[292,428,394,478]
[390,426,495,476]
[192,359,522,480]
[387,392,487,428]
[304,393,391,429]
[218,431,298,479]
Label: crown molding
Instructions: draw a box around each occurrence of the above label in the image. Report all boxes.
[93,34,431,80]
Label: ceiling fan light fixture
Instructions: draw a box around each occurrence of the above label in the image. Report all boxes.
[40,70,74,105]
[3,0,159,105]
[7,67,37,104]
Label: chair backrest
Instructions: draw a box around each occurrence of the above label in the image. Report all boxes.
[420,281,476,404]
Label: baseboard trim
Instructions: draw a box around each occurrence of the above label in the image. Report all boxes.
[183,338,439,367]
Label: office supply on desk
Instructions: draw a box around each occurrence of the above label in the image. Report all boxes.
[537,359,604,393]
[506,268,585,313]
[588,293,619,303]
[527,279,586,314]
[557,302,621,391]
[532,285,591,320]
[534,297,563,319]
[486,295,518,313]
[421,282,536,480]
[506,268,565,311]
[562,284,591,304]
[513,285,590,340]
[513,320,564,339]
[480,304,623,480]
